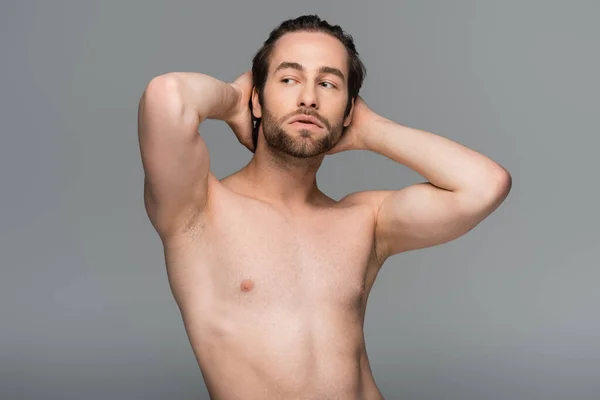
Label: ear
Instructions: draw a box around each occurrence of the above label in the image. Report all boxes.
[251,87,262,119]
[343,97,355,127]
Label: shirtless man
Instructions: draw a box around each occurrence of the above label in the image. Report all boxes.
[137,15,511,400]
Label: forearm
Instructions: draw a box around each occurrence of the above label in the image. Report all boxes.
[161,72,239,123]
[363,117,508,194]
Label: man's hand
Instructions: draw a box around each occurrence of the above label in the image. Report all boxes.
[326,96,379,155]
[226,71,255,152]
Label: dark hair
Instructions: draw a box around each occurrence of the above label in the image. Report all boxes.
[250,15,367,149]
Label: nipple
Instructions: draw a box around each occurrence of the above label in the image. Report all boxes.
[240,279,255,292]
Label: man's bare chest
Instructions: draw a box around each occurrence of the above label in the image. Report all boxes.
[165,196,381,314]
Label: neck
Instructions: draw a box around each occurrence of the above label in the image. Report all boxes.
[239,137,326,209]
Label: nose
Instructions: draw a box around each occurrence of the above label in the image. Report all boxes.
[297,84,318,109]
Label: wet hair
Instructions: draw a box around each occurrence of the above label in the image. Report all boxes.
[250,15,367,149]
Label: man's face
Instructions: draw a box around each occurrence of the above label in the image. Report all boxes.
[252,31,354,158]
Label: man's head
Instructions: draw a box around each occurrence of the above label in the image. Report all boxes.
[250,15,366,157]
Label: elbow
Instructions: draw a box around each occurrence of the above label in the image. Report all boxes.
[478,167,512,209]
[489,166,512,198]
[144,74,181,100]
[140,75,186,119]
[461,166,512,211]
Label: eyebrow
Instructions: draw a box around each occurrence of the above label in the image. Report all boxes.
[273,61,346,83]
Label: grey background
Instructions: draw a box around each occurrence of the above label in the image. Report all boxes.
[1,0,598,399]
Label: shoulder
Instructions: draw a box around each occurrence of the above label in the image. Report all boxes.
[338,190,395,215]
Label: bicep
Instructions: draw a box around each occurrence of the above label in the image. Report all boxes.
[138,76,210,237]
[374,182,491,258]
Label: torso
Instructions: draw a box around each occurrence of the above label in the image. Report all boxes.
[160,172,386,400]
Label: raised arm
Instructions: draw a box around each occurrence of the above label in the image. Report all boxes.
[137,72,245,239]
[332,97,512,262]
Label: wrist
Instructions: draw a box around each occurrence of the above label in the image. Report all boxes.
[221,83,242,124]
[201,79,240,122]
[359,115,389,151]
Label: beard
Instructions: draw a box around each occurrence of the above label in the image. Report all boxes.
[260,107,345,158]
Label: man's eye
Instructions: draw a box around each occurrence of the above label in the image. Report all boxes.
[280,79,336,89]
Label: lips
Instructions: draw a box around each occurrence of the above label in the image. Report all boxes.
[289,115,323,128]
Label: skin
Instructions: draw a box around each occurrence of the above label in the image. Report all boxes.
[137,31,511,399]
